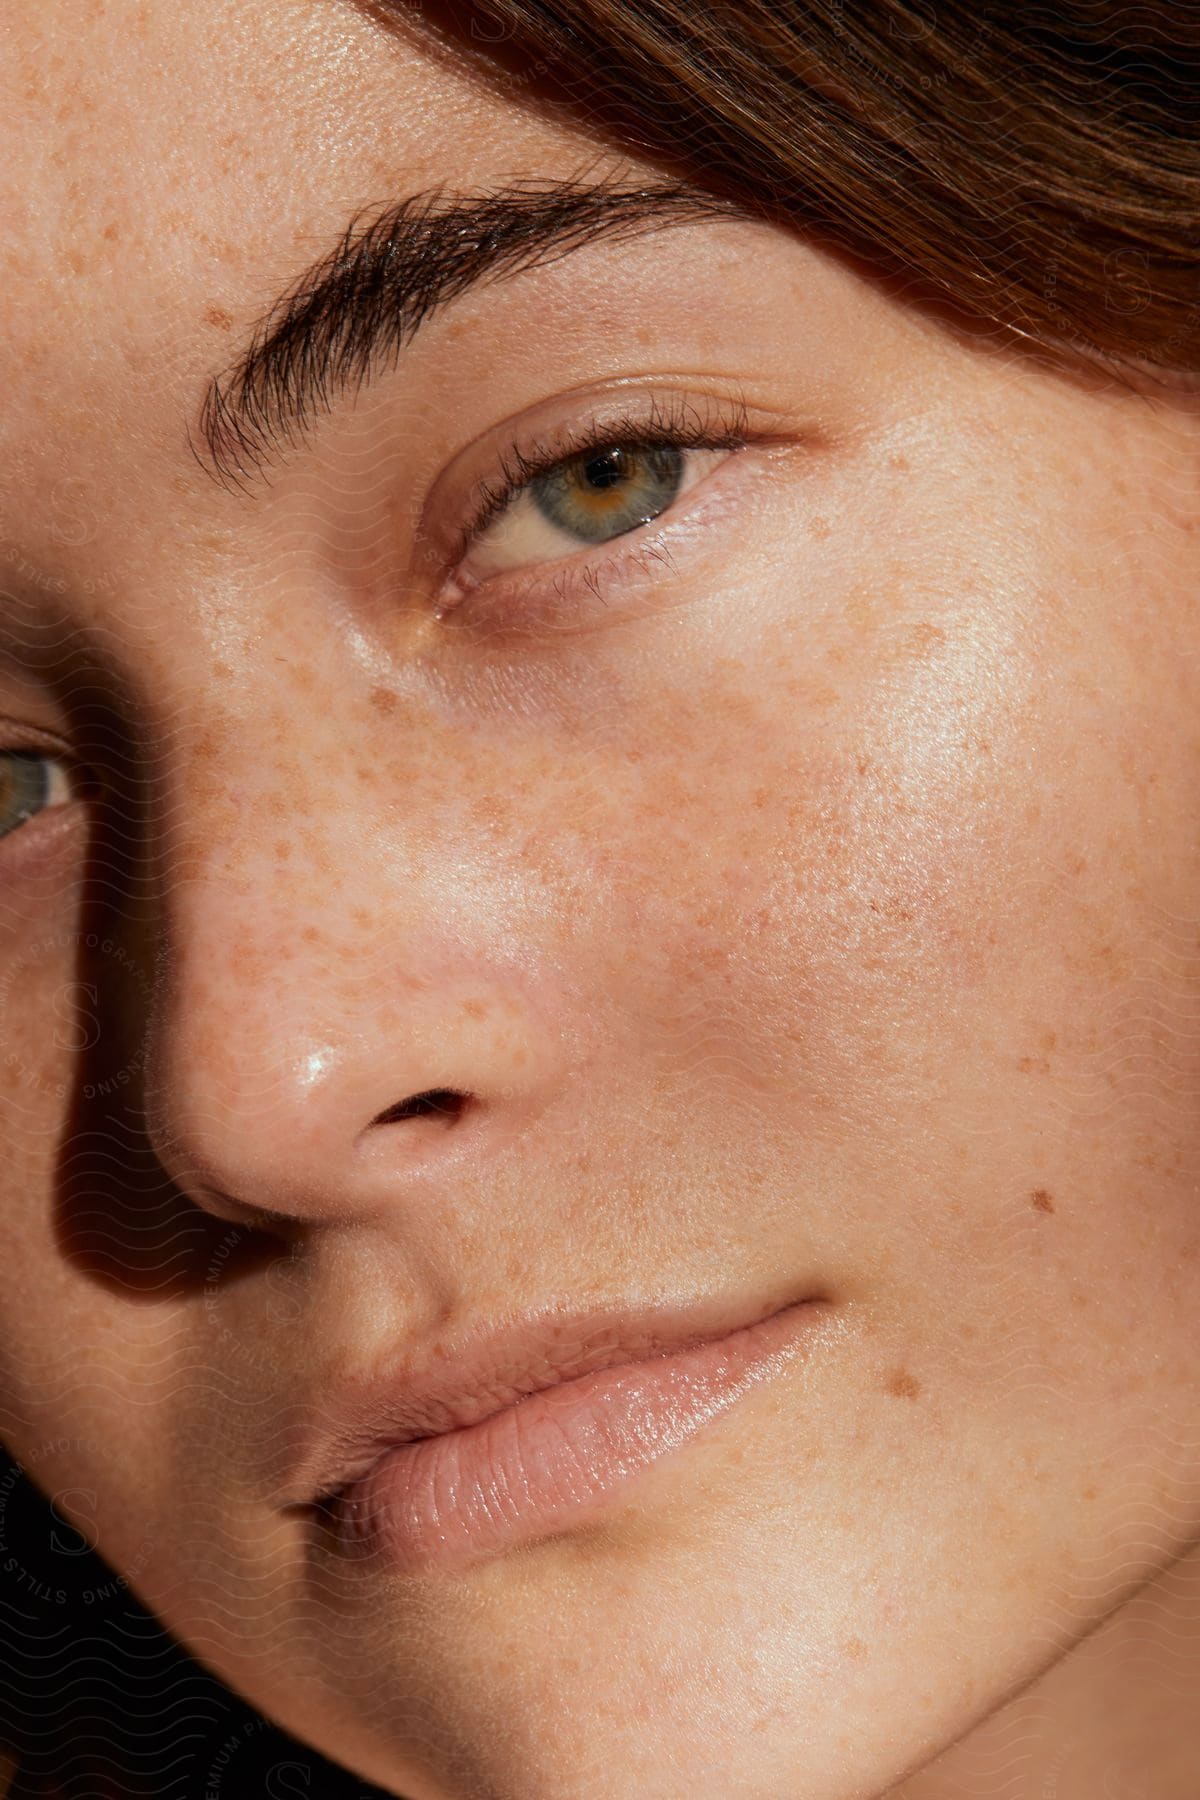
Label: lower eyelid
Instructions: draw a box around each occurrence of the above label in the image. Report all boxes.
[0,798,85,885]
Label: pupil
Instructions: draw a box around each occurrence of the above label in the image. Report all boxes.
[582,448,630,491]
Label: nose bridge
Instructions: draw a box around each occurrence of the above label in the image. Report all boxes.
[137,707,568,1225]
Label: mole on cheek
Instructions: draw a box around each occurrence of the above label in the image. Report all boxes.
[1031,1188,1055,1213]
[884,1370,921,1399]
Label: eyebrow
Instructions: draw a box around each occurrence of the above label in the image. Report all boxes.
[192,176,744,491]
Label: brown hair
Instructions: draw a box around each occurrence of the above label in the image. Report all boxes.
[417,0,1199,380]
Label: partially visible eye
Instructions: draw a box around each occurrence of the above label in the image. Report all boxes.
[422,390,777,632]
[461,440,730,582]
[0,749,78,843]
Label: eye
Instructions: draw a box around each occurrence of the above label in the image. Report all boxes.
[0,749,78,843]
[460,439,731,584]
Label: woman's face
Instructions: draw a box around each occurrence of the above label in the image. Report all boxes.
[2,3,1199,1796]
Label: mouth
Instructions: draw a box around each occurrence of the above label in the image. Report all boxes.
[301,1293,828,1575]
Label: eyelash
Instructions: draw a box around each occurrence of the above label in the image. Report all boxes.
[443,391,753,598]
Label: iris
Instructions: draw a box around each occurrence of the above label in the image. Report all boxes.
[529,444,684,544]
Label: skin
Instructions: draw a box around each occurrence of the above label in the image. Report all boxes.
[1,2,1199,1796]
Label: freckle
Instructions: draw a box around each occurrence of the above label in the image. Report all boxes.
[1031,1188,1055,1213]
[889,452,910,470]
[884,1369,920,1398]
[807,515,831,540]
[462,998,489,1019]
[1082,1485,1097,1500]
[102,221,120,241]
[1039,1030,1057,1053]
[842,1636,867,1662]
[370,686,398,715]
[301,925,320,943]
[1017,1056,1050,1074]
[203,303,233,330]
[273,840,291,861]
[783,676,838,708]
[906,622,946,657]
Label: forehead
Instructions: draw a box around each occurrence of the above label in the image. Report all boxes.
[0,0,614,558]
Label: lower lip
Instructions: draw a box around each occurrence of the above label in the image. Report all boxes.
[320,1300,819,1575]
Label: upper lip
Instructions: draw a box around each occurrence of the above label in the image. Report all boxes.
[286,1289,806,1509]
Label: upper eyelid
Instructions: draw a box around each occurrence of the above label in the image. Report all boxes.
[0,721,75,758]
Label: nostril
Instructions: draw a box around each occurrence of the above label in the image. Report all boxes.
[369,1089,469,1127]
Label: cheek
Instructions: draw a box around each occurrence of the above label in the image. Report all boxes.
[602,580,1200,1277]
[0,836,87,1125]
[605,624,1017,1102]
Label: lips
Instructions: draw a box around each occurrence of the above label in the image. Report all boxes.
[290,1290,814,1511]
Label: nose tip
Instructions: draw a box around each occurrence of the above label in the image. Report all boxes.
[139,912,569,1233]
[165,1080,482,1235]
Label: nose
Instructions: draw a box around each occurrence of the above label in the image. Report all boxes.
[138,777,575,1236]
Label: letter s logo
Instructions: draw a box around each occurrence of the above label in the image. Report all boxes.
[50,1487,99,1556]
[266,1763,311,1798]
[53,982,102,1055]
